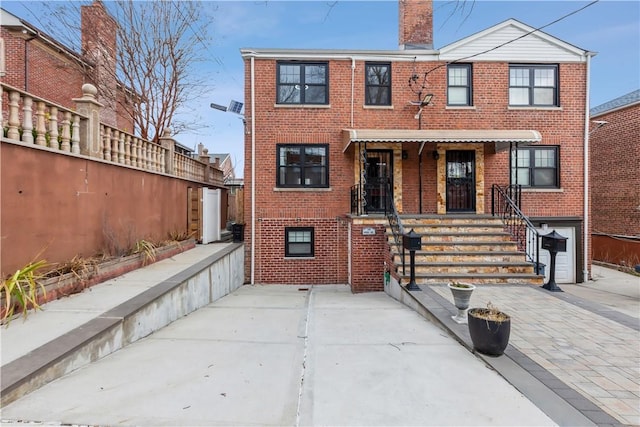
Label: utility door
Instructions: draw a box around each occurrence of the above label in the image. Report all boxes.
[446,150,476,212]
[188,187,220,244]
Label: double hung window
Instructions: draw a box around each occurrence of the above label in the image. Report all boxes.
[447,64,472,106]
[277,144,329,188]
[285,227,314,257]
[365,62,391,106]
[511,146,559,188]
[509,65,559,106]
[277,62,328,104]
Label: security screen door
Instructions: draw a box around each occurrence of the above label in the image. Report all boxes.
[446,150,476,212]
[364,150,393,213]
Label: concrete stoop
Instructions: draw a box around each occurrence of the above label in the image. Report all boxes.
[0,244,245,407]
[388,214,544,286]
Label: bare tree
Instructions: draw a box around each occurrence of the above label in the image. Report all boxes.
[35,0,214,142]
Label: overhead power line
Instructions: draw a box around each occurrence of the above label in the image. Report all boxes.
[410,0,600,95]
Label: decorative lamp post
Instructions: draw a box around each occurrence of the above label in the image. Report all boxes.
[541,230,567,292]
[403,229,422,291]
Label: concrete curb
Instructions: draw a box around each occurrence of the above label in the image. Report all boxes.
[393,282,624,427]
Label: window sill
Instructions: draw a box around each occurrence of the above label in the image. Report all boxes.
[508,106,562,111]
[363,105,394,110]
[520,188,564,193]
[274,187,332,192]
[284,256,315,260]
[445,106,476,110]
[274,104,331,109]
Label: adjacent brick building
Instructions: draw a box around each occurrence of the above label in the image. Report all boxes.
[240,0,593,290]
[589,89,640,267]
[1,2,133,130]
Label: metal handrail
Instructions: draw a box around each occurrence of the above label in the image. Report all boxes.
[385,181,406,274]
[491,184,540,270]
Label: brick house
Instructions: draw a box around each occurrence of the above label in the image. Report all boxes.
[241,0,593,291]
[1,2,133,131]
[589,89,640,268]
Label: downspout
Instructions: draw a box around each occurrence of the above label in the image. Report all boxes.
[251,56,256,285]
[350,57,355,127]
[582,52,594,282]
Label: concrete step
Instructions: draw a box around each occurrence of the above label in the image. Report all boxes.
[396,262,536,275]
[393,251,528,263]
[400,272,544,285]
[388,214,543,286]
[391,241,520,252]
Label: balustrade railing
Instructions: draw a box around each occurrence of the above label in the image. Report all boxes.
[2,84,85,154]
[491,184,541,269]
[1,82,222,186]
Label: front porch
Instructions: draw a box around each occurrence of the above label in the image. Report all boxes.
[349,213,543,293]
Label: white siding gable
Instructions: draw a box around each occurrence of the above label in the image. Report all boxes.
[439,19,589,63]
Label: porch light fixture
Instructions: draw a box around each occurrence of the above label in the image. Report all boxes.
[432,150,439,160]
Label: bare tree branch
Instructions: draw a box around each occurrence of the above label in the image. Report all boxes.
[34,0,215,142]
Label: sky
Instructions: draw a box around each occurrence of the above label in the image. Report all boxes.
[3,1,639,179]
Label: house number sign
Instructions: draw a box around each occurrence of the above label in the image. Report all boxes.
[362,227,376,236]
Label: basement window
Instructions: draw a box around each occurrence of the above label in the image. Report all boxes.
[285,227,314,257]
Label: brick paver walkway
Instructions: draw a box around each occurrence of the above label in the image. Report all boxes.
[433,285,640,426]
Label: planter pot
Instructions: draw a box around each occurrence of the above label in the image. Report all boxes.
[447,282,476,324]
[467,308,511,356]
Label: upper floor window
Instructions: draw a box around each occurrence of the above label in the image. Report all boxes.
[277,144,329,188]
[511,146,559,188]
[277,62,328,104]
[365,62,391,106]
[447,64,472,106]
[509,65,558,107]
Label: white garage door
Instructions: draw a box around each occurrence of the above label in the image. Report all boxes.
[534,227,576,284]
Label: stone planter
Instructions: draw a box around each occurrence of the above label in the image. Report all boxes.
[38,239,196,305]
[447,282,476,324]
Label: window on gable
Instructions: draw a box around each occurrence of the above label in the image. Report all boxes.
[509,65,558,106]
[285,227,314,257]
[277,144,329,188]
[511,146,559,188]
[447,64,472,106]
[277,62,328,104]
[365,62,391,106]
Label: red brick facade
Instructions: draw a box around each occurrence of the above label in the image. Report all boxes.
[590,100,640,237]
[1,2,132,130]
[590,92,640,267]
[242,1,590,290]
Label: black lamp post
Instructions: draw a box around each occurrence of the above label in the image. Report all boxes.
[541,230,567,292]
[403,229,422,291]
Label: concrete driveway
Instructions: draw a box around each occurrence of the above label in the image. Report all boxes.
[1,284,556,426]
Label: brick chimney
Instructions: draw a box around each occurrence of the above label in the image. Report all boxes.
[399,0,433,50]
[81,0,118,127]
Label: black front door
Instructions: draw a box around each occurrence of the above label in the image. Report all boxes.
[364,150,392,213]
[446,150,476,212]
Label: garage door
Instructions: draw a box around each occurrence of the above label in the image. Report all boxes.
[534,227,576,284]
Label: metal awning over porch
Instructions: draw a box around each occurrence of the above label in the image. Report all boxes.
[342,129,542,152]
